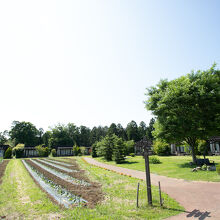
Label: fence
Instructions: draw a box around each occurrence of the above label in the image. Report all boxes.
[135,181,183,213]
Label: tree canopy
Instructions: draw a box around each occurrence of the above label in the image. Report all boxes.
[4,119,154,149]
[145,65,220,163]
[9,121,39,146]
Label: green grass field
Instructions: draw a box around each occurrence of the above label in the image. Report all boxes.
[0,158,183,219]
[95,155,220,182]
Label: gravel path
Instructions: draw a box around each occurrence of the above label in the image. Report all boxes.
[84,157,220,220]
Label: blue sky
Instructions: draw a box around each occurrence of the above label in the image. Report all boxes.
[0,0,219,131]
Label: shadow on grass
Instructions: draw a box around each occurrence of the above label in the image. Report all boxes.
[160,207,211,219]
[120,161,138,164]
[177,162,196,168]
[177,162,219,169]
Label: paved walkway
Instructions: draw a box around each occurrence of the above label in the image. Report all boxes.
[84,157,220,220]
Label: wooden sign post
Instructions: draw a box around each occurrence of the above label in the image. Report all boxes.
[142,137,152,206]
[135,137,153,206]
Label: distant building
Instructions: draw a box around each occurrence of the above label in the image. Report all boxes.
[0,145,10,158]
[23,146,38,157]
[170,144,189,155]
[209,136,220,155]
[171,136,220,156]
[52,146,74,156]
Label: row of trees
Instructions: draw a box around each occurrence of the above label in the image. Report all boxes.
[0,119,155,148]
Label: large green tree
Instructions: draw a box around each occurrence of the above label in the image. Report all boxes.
[0,131,7,145]
[90,126,108,145]
[78,126,91,147]
[49,123,79,146]
[138,121,147,139]
[107,123,118,136]
[9,121,39,146]
[145,66,220,164]
[126,120,139,142]
[117,123,127,140]
[146,118,155,141]
[96,134,126,163]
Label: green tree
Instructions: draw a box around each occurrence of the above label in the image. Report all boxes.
[117,123,127,140]
[153,139,170,156]
[49,123,79,146]
[145,65,220,164]
[91,142,98,158]
[108,123,118,136]
[78,126,91,147]
[146,118,155,141]
[9,121,39,146]
[112,136,126,164]
[73,144,81,156]
[42,131,52,147]
[90,126,108,145]
[126,120,139,142]
[13,144,25,158]
[51,148,57,157]
[96,135,115,161]
[124,140,135,155]
[4,147,12,159]
[38,128,44,145]
[35,145,49,157]
[198,140,209,159]
[138,121,147,139]
[0,132,7,145]
[96,135,126,163]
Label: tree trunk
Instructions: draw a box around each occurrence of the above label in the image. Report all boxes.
[191,145,197,164]
[185,137,197,164]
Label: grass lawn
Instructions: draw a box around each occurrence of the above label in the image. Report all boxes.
[95,156,220,182]
[0,158,183,219]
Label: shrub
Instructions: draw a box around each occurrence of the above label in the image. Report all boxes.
[13,144,24,158]
[51,149,57,157]
[202,164,207,171]
[153,140,170,156]
[73,144,81,156]
[92,142,98,158]
[80,146,89,155]
[113,137,126,164]
[130,153,135,157]
[35,145,49,157]
[124,140,135,155]
[198,140,209,157]
[216,164,220,175]
[149,156,161,164]
[4,147,12,159]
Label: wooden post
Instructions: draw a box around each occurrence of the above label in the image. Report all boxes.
[144,145,152,206]
[137,182,140,208]
[158,181,163,206]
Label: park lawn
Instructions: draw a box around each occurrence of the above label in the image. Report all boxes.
[95,156,220,182]
[0,158,183,220]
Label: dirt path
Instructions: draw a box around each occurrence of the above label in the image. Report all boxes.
[84,157,220,220]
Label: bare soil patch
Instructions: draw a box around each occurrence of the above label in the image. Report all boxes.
[0,160,9,184]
